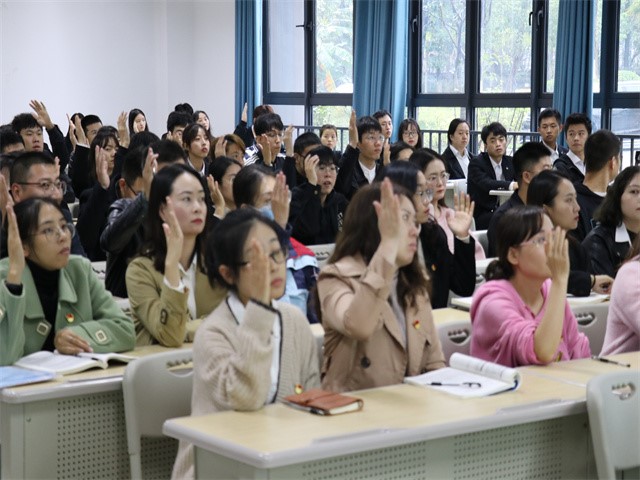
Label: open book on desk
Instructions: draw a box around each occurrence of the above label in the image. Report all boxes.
[405,353,521,398]
[14,351,136,376]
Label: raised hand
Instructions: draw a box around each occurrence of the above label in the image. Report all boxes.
[242,239,271,304]
[0,175,12,222]
[241,102,248,123]
[545,226,569,283]
[214,138,227,158]
[304,154,319,186]
[117,111,130,148]
[29,99,54,130]
[284,125,294,157]
[382,140,391,165]
[95,146,110,189]
[161,197,184,287]
[5,202,25,285]
[207,174,225,215]
[74,115,88,146]
[447,192,474,238]
[348,109,358,148]
[256,134,274,167]
[373,178,401,264]
[271,172,290,229]
[142,147,157,198]
[54,329,92,355]
[67,114,78,151]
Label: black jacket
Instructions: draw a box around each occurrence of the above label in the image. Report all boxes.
[568,235,594,297]
[441,146,474,180]
[582,224,633,277]
[76,183,116,261]
[100,194,148,298]
[554,154,585,185]
[574,182,605,242]
[420,222,476,309]
[335,145,383,201]
[486,191,524,257]
[467,152,515,230]
[289,183,348,246]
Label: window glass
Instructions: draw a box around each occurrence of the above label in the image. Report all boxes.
[268,1,305,92]
[480,0,532,93]
[593,0,602,93]
[420,0,466,93]
[617,0,640,92]
[416,107,467,153]
[269,105,305,128]
[312,106,351,128]
[545,0,559,92]
[476,108,531,132]
[315,0,353,93]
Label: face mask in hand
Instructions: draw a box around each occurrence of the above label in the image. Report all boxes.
[258,204,275,221]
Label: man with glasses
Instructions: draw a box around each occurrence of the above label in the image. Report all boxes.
[289,145,348,245]
[335,112,385,200]
[2,151,85,257]
[486,142,552,256]
[468,122,517,229]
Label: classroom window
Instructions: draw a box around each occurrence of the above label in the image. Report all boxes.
[268,0,305,93]
[617,0,640,92]
[315,0,353,94]
[416,107,467,130]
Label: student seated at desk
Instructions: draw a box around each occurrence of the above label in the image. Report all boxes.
[126,164,226,347]
[171,208,320,480]
[470,206,590,367]
[0,197,135,365]
[601,235,640,355]
[317,179,445,393]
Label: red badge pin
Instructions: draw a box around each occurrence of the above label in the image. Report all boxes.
[294,384,303,394]
[65,313,74,323]
[412,320,420,329]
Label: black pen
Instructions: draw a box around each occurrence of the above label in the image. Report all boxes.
[592,356,631,368]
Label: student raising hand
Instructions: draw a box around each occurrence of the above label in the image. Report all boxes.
[373,177,402,265]
[271,172,290,229]
[545,225,570,283]
[161,196,184,288]
[5,203,24,285]
[447,192,475,239]
[304,154,319,186]
[242,239,271,305]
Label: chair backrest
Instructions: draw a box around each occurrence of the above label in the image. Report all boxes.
[587,370,640,479]
[474,230,489,254]
[437,320,472,364]
[572,303,609,356]
[122,349,193,479]
[308,243,335,269]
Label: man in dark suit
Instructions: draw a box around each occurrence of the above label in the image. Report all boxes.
[538,108,568,162]
[467,122,517,230]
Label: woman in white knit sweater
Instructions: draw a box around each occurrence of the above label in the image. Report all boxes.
[172,208,320,479]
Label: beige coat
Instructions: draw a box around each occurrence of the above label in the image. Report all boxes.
[317,252,445,393]
[125,256,226,347]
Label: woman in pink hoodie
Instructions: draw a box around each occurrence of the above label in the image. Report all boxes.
[470,205,590,367]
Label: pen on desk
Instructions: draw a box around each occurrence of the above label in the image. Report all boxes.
[591,356,631,368]
[426,382,482,388]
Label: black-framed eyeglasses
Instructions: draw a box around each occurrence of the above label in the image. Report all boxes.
[237,248,287,266]
[30,223,75,243]
[17,180,67,194]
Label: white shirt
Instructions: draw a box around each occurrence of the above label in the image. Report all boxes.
[187,158,206,177]
[359,161,377,184]
[615,223,633,245]
[542,141,561,162]
[163,254,198,318]
[489,157,504,180]
[567,151,586,175]
[227,292,281,404]
[450,145,470,178]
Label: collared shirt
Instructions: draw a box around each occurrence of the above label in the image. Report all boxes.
[489,157,504,180]
[187,158,206,177]
[227,292,281,404]
[359,161,377,184]
[450,145,470,178]
[567,151,586,175]
[163,254,198,318]
[542,141,560,162]
[615,223,633,245]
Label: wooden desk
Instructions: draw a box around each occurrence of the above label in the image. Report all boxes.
[1,345,187,479]
[164,369,596,479]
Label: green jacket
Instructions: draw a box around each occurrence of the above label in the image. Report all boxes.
[0,255,136,366]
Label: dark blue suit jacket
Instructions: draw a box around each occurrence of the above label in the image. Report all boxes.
[467,152,515,230]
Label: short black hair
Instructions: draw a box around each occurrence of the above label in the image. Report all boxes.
[564,113,592,135]
[480,122,507,143]
[80,115,102,134]
[293,132,321,156]
[356,116,382,140]
[129,131,160,152]
[307,145,336,166]
[11,114,39,134]
[10,151,56,185]
[166,111,191,133]
[209,156,242,184]
[538,109,562,125]
[151,139,188,165]
[390,141,414,161]
[584,129,620,174]
[0,125,24,152]
[319,124,337,137]
[174,103,194,116]
[121,147,145,186]
[372,110,392,120]
[253,113,284,136]
[512,142,551,182]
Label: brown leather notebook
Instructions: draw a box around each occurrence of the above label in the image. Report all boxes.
[284,388,364,415]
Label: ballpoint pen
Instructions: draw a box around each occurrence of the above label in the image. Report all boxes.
[426,382,482,388]
[591,356,631,368]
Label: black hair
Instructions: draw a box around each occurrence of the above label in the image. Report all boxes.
[485,205,544,280]
[356,116,382,140]
[174,103,194,116]
[512,142,551,182]
[13,197,65,250]
[209,156,242,184]
[80,115,102,135]
[120,147,145,187]
[10,151,56,185]
[128,109,148,135]
[382,160,420,193]
[409,148,444,171]
[293,132,322,155]
[319,124,337,137]
[88,128,119,181]
[527,170,570,208]
[141,163,208,273]
[0,125,24,152]
[233,164,274,207]
[538,109,562,125]
[182,123,209,149]
[584,129,621,174]
[11,114,39,134]
[594,166,640,228]
[253,113,284,136]
[480,122,507,143]
[564,113,592,135]
[151,139,188,165]
[252,105,274,121]
[398,118,423,148]
[447,118,470,144]
[390,141,414,162]
[204,208,286,290]
[129,131,160,152]
[372,110,392,121]
[192,110,211,131]
[0,153,18,183]
[307,145,336,166]
[166,111,191,133]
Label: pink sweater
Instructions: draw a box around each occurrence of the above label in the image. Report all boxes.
[601,257,640,355]
[470,279,591,367]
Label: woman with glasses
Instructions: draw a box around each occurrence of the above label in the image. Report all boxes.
[470,205,590,367]
[411,149,485,260]
[126,164,226,347]
[171,208,319,480]
[398,118,423,149]
[383,161,477,309]
[0,197,135,365]
[317,179,445,393]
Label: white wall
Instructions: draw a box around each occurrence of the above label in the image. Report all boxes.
[0,0,236,139]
